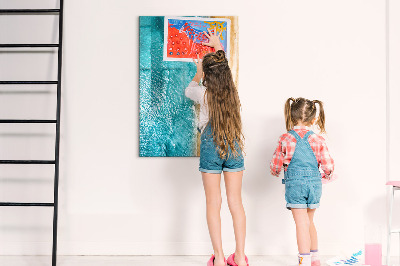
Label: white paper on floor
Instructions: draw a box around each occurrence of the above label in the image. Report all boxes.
[326,249,364,266]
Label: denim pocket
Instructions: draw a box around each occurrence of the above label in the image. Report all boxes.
[285,181,303,203]
[312,182,322,201]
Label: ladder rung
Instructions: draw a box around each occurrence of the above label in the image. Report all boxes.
[0,44,59,48]
[0,160,55,164]
[0,202,54,207]
[0,119,56,123]
[391,229,400,233]
[0,81,58,84]
[0,9,60,14]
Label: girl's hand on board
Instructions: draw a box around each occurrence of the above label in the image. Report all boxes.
[192,54,203,83]
[202,28,223,51]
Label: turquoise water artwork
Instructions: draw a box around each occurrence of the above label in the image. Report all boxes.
[139,16,198,157]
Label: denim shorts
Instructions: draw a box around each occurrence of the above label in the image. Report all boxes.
[199,126,245,174]
[285,178,322,209]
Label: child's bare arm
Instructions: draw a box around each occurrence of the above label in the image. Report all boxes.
[192,54,202,83]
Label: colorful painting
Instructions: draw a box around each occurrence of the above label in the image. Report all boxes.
[163,17,230,62]
[139,16,238,157]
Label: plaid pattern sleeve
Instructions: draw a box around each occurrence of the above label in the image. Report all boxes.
[270,135,285,176]
[270,133,296,176]
[308,133,335,179]
[315,135,335,179]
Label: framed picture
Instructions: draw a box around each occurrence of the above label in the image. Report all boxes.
[139,16,238,157]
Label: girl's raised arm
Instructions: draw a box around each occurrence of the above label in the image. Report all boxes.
[192,54,202,83]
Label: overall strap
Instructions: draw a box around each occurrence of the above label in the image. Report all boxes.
[288,130,301,141]
[303,130,314,140]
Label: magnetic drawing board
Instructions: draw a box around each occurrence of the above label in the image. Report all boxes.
[163,16,231,62]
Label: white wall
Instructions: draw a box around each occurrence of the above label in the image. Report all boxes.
[0,0,390,257]
[388,0,400,258]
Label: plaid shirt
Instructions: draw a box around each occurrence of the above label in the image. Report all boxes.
[270,126,334,179]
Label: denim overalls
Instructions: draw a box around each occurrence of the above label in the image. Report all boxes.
[283,130,322,210]
[199,124,245,174]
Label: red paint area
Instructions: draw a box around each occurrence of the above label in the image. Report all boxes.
[167,24,215,59]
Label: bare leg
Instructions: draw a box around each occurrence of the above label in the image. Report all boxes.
[202,172,225,266]
[307,209,318,251]
[291,208,311,254]
[224,171,247,266]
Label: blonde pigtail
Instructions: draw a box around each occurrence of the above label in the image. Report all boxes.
[285,98,295,131]
[313,100,326,133]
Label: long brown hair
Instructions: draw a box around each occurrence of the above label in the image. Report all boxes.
[202,50,244,158]
[284,97,326,133]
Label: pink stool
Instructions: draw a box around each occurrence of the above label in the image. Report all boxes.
[386,181,400,265]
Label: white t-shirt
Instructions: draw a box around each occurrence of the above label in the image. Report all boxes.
[185,81,209,132]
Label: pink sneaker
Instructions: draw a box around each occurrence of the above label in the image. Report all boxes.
[311,260,321,266]
[227,253,249,266]
[207,254,227,266]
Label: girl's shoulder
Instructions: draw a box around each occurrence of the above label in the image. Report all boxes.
[277,132,296,143]
[185,81,207,103]
[308,131,326,144]
[198,83,207,94]
[277,130,325,144]
[187,81,206,90]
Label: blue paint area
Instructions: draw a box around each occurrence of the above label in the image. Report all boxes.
[139,16,198,157]
[168,18,228,46]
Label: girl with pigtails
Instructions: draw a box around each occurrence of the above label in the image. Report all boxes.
[270,98,335,266]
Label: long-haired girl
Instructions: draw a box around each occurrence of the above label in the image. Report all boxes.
[185,29,248,266]
[270,98,335,266]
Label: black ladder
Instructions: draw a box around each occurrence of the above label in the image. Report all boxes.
[0,2,64,266]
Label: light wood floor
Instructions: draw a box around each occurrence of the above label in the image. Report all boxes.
[0,255,328,266]
[0,255,396,266]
